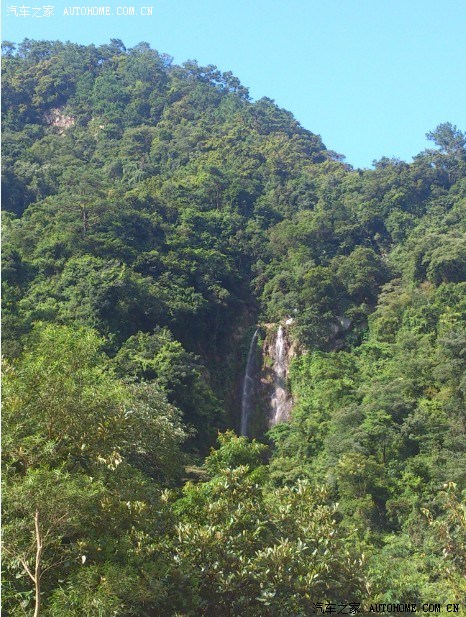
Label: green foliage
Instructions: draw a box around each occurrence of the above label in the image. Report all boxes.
[2,323,189,614]
[165,435,365,616]
[115,329,224,450]
[3,324,186,479]
[204,430,268,476]
[2,39,466,613]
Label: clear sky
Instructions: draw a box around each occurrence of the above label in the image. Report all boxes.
[3,0,466,168]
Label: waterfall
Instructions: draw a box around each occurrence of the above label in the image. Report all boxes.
[270,325,290,425]
[240,329,259,436]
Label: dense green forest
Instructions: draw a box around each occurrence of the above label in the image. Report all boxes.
[2,39,465,615]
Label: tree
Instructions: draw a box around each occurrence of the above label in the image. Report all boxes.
[2,467,106,616]
[424,123,466,184]
[2,324,187,614]
[115,329,224,450]
[164,433,365,616]
[427,123,466,158]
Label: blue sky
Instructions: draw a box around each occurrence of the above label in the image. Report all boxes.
[3,0,466,168]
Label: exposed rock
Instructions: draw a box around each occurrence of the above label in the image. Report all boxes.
[45,107,75,133]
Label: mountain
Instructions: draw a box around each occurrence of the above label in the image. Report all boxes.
[2,39,465,615]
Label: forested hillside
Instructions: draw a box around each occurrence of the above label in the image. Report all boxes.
[2,39,465,615]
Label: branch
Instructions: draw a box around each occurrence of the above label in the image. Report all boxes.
[2,545,36,583]
[34,509,43,570]
[19,556,36,583]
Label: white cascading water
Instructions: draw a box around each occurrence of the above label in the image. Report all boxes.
[271,325,288,425]
[240,329,259,436]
